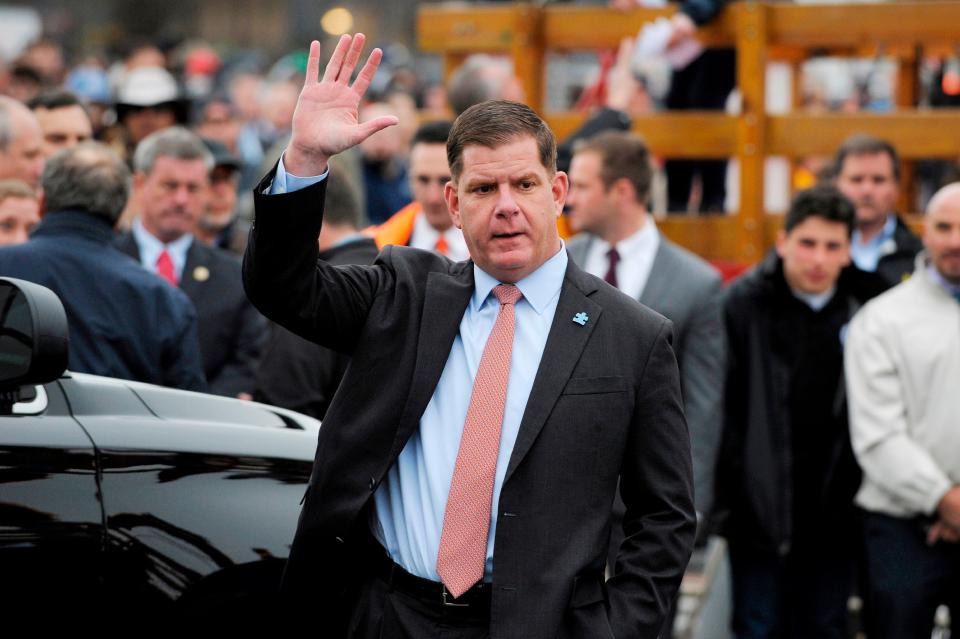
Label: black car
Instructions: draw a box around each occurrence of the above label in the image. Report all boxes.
[0,277,317,616]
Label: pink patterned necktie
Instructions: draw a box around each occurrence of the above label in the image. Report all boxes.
[437,283,522,598]
[156,249,178,287]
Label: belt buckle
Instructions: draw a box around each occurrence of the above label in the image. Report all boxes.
[442,585,470,607]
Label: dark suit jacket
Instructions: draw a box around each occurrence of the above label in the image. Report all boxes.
[118,233,266,397]
[243,174,695,639]
[0,210,206,391]
[254,237,379,419]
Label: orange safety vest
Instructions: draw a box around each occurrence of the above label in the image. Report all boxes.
[365,201,421,249]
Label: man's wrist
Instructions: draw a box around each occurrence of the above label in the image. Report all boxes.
[283,144,330,177]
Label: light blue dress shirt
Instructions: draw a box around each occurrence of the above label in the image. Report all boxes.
[850,213,896,273]
[131,219,194,282]
[270,157,567,581]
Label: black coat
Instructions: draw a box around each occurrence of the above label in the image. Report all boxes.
[874,215,923,289]
[243,174,695,639]
[713,251,885,555]
[0,210,206,391]
[254,236,379,419]
[117,233,266,398]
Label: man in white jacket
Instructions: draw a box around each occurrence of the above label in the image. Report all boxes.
[845,182,960,639]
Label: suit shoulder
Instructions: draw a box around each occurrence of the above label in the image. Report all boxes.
[659,239,722,287]
[377,244,468,277]
[588,272,669,329]
[566,233,590,252]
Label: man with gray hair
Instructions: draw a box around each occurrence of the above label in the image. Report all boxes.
[117,126,265,398]
[0,141,206,390]
[0,96,45,191]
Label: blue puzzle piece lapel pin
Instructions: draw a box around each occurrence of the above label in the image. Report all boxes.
[572,312,589,326]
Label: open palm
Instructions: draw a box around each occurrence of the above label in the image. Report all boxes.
[285,34,398,175]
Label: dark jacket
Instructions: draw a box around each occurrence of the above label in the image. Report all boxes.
[0,209,206,391]
[117,233,266,398]
[254,236,379,419]
[875,215,923,288]
[713,251,885,555]
[244,174,695,639]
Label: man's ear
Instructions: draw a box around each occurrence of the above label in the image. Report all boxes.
[445,180,462,229]
[552,171,568,218]
[612,177,635,205]
[133,171,147,192]
[775,228,787,258]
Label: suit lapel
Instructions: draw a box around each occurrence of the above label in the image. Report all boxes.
[504,261,602,482]
[638,241,670,307]
[117,233,140,261]
[389,263,474,460]
[179,240,205,297]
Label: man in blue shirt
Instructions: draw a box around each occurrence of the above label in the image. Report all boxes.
[834,134,922,287]
[244,34,694,638]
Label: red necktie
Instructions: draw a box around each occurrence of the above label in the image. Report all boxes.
[437,283,522,598]
[156,249,178,287]
[604,246,620,289]
[435,235,449,256]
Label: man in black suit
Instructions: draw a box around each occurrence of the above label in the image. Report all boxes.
[244,34,694,638]
[118,127,265,398]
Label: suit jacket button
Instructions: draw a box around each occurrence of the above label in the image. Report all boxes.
[369,477,377,491]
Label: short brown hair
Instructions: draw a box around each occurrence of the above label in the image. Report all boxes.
[447,100,556,182]
[834,134,901,181]
[0,179,37,205]
[573,131,652,203]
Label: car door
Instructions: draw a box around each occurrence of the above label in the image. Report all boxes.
[0,380,103,608]
[59,373,316,612]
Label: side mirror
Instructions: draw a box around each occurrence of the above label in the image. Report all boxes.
[0,277,69,394]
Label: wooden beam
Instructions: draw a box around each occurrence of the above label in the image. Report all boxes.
[767,112,960,158]
[542,5,737,51]
[417,5,535,53]
[734,2,768,263]
[546,112,738,158]
[767,2,960,48]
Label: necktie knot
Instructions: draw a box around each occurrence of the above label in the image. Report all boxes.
[493,283,522,306]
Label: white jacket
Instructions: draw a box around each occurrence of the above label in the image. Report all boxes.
[845,255,960,517]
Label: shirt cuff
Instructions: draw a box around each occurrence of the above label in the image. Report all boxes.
[268,154,329,195]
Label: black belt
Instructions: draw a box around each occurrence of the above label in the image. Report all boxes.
[375,552,492,610]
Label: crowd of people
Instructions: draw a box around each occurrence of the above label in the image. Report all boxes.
[0,21,957,639]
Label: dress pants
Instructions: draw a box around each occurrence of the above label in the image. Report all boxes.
[347,572,490,639]
[862,511,960,639]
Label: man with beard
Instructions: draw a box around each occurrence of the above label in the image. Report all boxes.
[845,182,960,639]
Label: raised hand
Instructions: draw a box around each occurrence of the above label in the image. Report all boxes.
[284,34,399,176]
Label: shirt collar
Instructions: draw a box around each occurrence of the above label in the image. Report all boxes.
[472,241,568,315]
[790,286,836,311]
[927,262,960,298]
[592,219,659,257]
[132,218,194,273]
[853,213,897,248]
